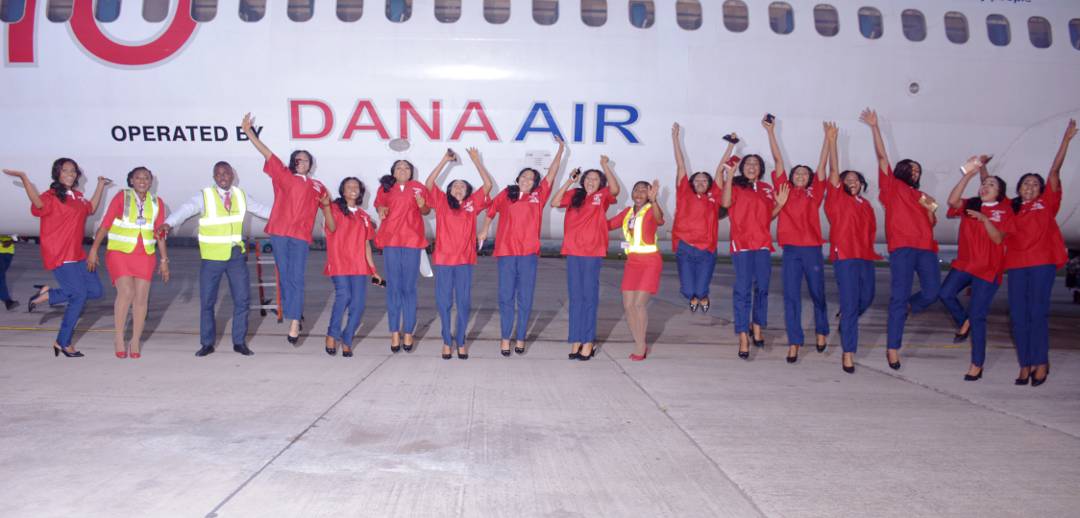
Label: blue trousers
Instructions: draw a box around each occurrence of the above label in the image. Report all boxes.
[835,259,876,353]
[940,269,1000,367]
[886,247,941,350]
[328,275,369,346]
[497,255,538,341]
[199,246,250,348]
[732,250,771,334]
[675,242,717,301]
[47,261,104,347]
[782,245,829,345]
[566,256,602,344]
[269,235,309,322]
[1007,264,1056,367]
[434,264,472,346]
[0,253,12,302]
[383,246,420,334]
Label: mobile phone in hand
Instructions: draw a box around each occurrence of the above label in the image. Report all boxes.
[371,276,386,287]
[764,113,775,124]
[723,134,740,144]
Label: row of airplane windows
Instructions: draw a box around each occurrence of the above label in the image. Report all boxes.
[2,0,1080,51]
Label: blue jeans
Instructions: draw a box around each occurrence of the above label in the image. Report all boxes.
[566,256,602,344]
[1007,265,1056,367]
[0,253,12,302]
[497,255,538,341]
[48,261,104,347]
[886,247,941,350]
[199,246,250,348]
[940,269,1000,367]
[834,259,876,354]
[732,250,771,334]
[434,264,473,346]
[675,242,717,301]
[782,245,829,346]
[383,246,420,334]
[269,235,309,321]
[328,275,369,346]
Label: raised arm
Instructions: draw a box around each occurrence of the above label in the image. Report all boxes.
[815,123,831,182]
[2,169,44,209]
[672,123,688,183]
[88,176,113,214]
[977,155,992,183]
[947,157,985,210]
[467,147,495,194]
[1048,118,1077,192]
[859,108,891,173]
[721,160,737,209]
[543,135,566,186]
[718,134,738,176]
[827,123,841,187]
[241,113,273,160]
[600,155,620,197]
[647,179,664,225]
[425,149,457,191]
[550,168,579,208]
[763,115,785,181]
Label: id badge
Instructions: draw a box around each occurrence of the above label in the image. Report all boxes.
[620,242,630,250]
[137,217,147,226]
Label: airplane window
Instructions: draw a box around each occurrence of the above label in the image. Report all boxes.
[1,0,26,22]
[581,0,605,27]
[287,0,313,21]
[675,0,700,31]
[434,0,458,23]
[768,2,793,35]
[485,0,509,24]
[813,4,838,37]
[47,0,72,22]
[987,14,1010,47]
[534,0,557,25]
[629,1,653,29]
[1071,19,1080,50]
[944,11,968,44]
[96,0,121,22]
[1028,16,1051,49]
[722,0,748,33]
[239,0,265,21]
[385,0,410,22]
[857,7,882,40]
[901,9,925,42]
[191,0,217,21]
[142,0,167,22]
[337,0,362,22]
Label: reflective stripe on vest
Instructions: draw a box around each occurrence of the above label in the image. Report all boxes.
[622,203,658,254]
[106,190,156,254]
[198,187,247,261]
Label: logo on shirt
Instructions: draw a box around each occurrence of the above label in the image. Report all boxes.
[529,192,541,204]
[592,194,603,206]
[988,209,1005,223]
[412,187,423,196]
[463,200,475,213]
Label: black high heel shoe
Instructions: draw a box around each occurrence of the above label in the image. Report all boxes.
[786,347,799,364]
[342,345,353,358]
[325,338,337,356]
[53,343,84,358]
[887,350,901,370]
[700,300,710,313]
[952,328,971,343]
[390,341,401,353]
[500,342,511,357]
[287,334,299,345]
[689,301,698,313]
[964,368,983,381]
[27,285,47,313]
[441,346,452,360]
[578,344,595,361]
[402,335,415,353]
[1031,371,1048,387]
[514,342,526,355]
[456,347,469,360]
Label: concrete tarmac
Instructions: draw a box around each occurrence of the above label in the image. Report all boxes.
[1,245,1078,518]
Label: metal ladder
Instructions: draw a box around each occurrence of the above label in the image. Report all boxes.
[249,239,282,322]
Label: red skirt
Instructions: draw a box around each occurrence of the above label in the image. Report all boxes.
[105,239,156,284]
[621,252,662,294]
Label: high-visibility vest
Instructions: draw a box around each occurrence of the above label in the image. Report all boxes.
[106,190,157,254]
[621,203,658,254]
[0,235,13,255]
[198,187,247,261]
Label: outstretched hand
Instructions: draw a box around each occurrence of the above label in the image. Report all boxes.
[859,108,878,127]
[672,123,681,139]
[600,155,610,168]
[319,191,331,207]
[415,193,427,209]
[965,209,988,222]
[2,169,27,179]
[648,179,659,202]
[776,183,791,205]
[466,147,481,162]
[241,113,255,134]
[1065,118,1078,142]
[824,121,838,140]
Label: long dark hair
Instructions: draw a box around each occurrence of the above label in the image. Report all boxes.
[689,171,714,193]
[288,150,315,175]
[380,159,415,192]
[570,169,606,209]
[733,154,764,190]
[446,179,474,210]
[334,177,365,217]
[964,175,1007,212]
[894,159,922,189]
[1011,173,1046,213]
[841,170,869,196]
[49,157,83,203]
[507,168,541,202]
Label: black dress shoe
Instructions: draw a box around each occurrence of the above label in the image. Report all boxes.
[738,349,750,360]
[501,347,511,357]
[843,365,855,374]
[195,345,215,357]
[442,350,452,360]
[1031,375,1048,387]
[887,354,901,370]
[700,300,710,313]
[689,301,698,313]
[514,344,526,355]
[390,341,401,353]
[403,340,415,353]
[952,329,971,343]
[456,347,468,360]
[233,344,254,356]
[1015,375,1030,386]
[963,368,983,381]
[3,299,19,311]
[325,344,337,356]
[578,347,595,361]
[786,353,798,364]
[816,343,827,353]
[753,338,765,348]
[286,334,299,345]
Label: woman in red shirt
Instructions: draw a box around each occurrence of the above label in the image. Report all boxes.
[721,130,789,360]
[479,137,564,356]
[87,167,170,359]
[324,177,380,357]
[861,108,939,371]
[1005,119,1075,387]
[4,159,110,357]
[940,157,1012,381]
[425,148,494,360]
[241,113,330,345]
[608,180,664,361]
[552,157,621,361]
[765,116,831,363]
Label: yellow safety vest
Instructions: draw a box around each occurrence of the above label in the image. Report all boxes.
[622,203,658,254]
[0,235,13,255]
[106,190,157,254]
[198,187,247,261]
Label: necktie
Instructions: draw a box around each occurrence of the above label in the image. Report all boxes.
[224,191,232,212]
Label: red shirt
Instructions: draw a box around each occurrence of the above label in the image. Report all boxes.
[262,155,328,243]
[1005,189,1067,270]
[30,189,92,270]
[824,182,880,262]
[487,179,553,257]
[374,180,429,249]
[99,191,167,255]
[557,186,617,257]
[608,205,660,248]
[431,186,491,266]
[728,180,776,253]
[947,202,1013,283]
[324,204,375,276]
[773,169,825,247]
[672,175,722,252]
[878,166,938,253]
